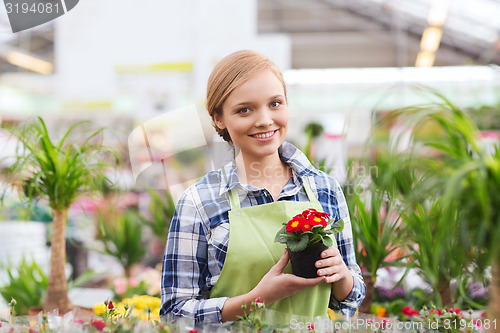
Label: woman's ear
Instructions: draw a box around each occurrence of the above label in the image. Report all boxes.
[214,114,226,130]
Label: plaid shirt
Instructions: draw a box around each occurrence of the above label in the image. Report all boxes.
[160,141,366,323]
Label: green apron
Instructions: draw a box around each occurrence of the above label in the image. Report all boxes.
[210,179,336,319]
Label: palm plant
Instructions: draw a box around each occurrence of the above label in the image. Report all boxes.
[348,188,403,313]
[401,200,464,307]
[377,91,500,317]
[5,117,116,313]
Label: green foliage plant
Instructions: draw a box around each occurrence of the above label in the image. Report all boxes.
[97,209,146,277]
[400,200,464,308]
[349,189,404,312]
[373,89,500,316]
[138,189,175,241]
[0,258,48,315]
[4,116,117,313]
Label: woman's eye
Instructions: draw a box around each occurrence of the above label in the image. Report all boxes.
[237,107,250,114]
[270,101,281,108]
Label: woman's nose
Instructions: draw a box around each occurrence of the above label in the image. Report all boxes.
[255,108,273,127]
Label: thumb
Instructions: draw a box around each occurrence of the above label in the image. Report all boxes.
[271,248,290,273]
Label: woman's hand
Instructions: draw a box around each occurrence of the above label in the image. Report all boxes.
[315,247,349,283]
[315,247,354,301]
[250,249,323,305]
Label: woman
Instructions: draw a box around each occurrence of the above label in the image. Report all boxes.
[160,50,366,323]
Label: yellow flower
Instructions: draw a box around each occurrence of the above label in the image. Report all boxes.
[93,303,106,315]
[328,308,336,321]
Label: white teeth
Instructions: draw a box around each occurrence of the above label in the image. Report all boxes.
[254,131,274,138]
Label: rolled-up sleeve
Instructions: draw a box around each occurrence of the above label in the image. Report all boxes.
[160,188,228,323]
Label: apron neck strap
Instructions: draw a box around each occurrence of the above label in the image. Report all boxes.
[302,177,318,203]
[228,186,241,210]
[228,177,318,210]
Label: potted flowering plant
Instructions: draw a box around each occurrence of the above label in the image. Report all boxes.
[274,208,344,278]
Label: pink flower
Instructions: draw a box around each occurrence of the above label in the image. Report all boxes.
[90,319,107,332]
[113,277,128,295]
[29,329,38,333]
[430,309,442,316]
[255,298,262,303]
[128,277,139,287]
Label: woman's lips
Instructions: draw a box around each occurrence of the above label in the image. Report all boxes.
[250,129,278,141]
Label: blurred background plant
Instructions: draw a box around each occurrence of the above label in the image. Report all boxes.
[0,257,98,315]
[137,189,175,244]
[0,258,47,315]
[348,188,404,313]
[3,116,118,313]
[369,90,499,317]
[136,189,175,266]
[95,208,146,277]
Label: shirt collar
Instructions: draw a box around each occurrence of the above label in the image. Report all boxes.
[218,141,319,196]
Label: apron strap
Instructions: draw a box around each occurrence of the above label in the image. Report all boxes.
[228,187,241,210]
[302,177,319,203]
[228,177,318,210]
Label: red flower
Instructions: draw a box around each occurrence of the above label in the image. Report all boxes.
[29,329,38,333]
[430,309,442,316]
[449,308,461,314]
[286,217,306,233]
[255,298,262,303]
[301,220,313,232]
[310,215,327,227]
[108,300,115,309]
[402,306,420,317]
[189,331,198,333]
[303,208,330,219]
[90,319,107,332]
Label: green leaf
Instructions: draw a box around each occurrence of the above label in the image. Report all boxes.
[322,236,334,248]
[287,234,309,252]
[274,225,288,242]
[330,219,344,233]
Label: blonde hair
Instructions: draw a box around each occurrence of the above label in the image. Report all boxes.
[206,50,286,142]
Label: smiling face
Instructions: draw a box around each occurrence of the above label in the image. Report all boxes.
[214,70,288,161]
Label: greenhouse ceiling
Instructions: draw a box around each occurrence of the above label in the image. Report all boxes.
[0,0,499,72]
[258,0,500,68]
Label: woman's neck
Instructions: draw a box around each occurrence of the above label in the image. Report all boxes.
[235,151,292,200]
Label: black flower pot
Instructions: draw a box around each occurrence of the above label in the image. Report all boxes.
[289,242,328,278]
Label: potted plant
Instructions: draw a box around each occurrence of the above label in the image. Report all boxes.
[348,189,404,313]
[375,91,500,319]
[274,208,344,278]
[4,116,117,313]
